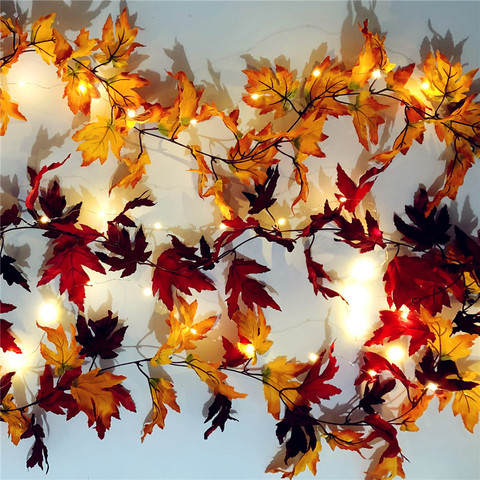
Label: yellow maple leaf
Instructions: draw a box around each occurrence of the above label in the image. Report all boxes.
[52,28,72,70]
[0,394,30,445]
[399,391,433,432]
[0,18,28,72]
[70,368,126,434]
[30,13,56,64]
[0,88,26,135]
[189,146,213,197]
[232,307,272,365]
[452,371,480,433]
[61,61,100,115]
[104,72,149,109]
[151,314,185,366]
[262,356,307,419]
[141,377,180,441]
[242,64,299,118]
[186,354,247,400]
[111,150,151,191]
[72,116,127,166]
[95,8,142,68]
[365,455,405,480]
[348,91,388,150]
[37,322,84,375]
[71,27,98,59]
[203,178,235,219]
[325,428,371,455]
[292,107,327,158]
[291,152,309,208]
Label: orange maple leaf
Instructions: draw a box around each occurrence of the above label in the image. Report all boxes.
[30,13,56,64]
[0,394,30,445]
[70,368,129,437]
[72,116,127,165]
[111,150,151,191]
[71,27,98,59]
[189,145,213,196]
[186,354,247,401]
[0,88,26,135]
[291,152,309,208]
[291,107,328,158]
[452,372,480,433]
[348,91,388,150]
[141,377,180,441]
[52,28,73,70]
[365,455,405,480]
[242,64,299,118]
[326,428,372,456]
[262,356,307,419]
[399,390,433,432]
[95,8,142,68]
[232,307,272,365]
[61,61,100,115]
[203,178,235,219]
[0,18,28,72]
[37,322,84,375]
[104,72,149,109]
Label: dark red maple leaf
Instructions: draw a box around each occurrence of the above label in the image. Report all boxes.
[111,192,155,228]
[96,224,151,277]
[0,319,22,353]
[365,310,435,356]
[243,166,279,214]
[254,226,296,252]
[359,377,396,414]
[301,200,340,238]
[383,255,451,315]
[297,343,341,404]
[0,301,16,314]
[394,188,451,251]
[364,413,400,462]
[221,336,248,368]
[276,405,318,462]
[304,246,344,300]
[0,371,15,402]
[36,365,79,418]
[204,393,238,439]
[21,414,49,472]
[1,255,30,291]
[152,237,215,311]
[37,225,106,310]
[0,204,21,229]
[452,311,480,335]
[213,217,259,259]
[225,257,280,318]
[76,311,127,359]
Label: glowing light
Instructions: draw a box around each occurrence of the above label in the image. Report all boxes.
[309,353,319,362]
[312,69,321,77]
[190,328,197,335]
[39,302,58,324]
[344,312,370,338]
[371,69,382,79]
[238,342,255,358]
[143,287,153,297]
[250,93,261,100]
[219,222,227,230]
[427,382,438,392]
[39,215,50,224]
[78,82,87,93]
[277,217,286,226]
[350,257,376,282]
[342,284,370,307]
[421,81,430,90]
[18,80,26,87]
[3,351,26,372]
[386,345,405,363]
[153,222,162,230]
[127,109,136,118]
[86,281,93,287]
[368,369,378,378]
[338,196,347,203]
[98,210,106,218]
[189,118,197,125]
[399,306,409,320]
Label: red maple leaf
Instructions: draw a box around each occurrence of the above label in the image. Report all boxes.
[0,204,21,229]
[225,257,280,317]
[37,225,106,310]
[364,414,401,462]
[0,319,22,353]
[365,310,435,356]
[304,246,343,300]
[297,343,342,404]
[221,336,248,368]
[152,237,215,311]
[213,217,259,259]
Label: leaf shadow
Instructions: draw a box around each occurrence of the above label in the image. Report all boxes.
[27,126,71,174]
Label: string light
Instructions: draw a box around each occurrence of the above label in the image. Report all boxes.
[86,281,93,286]
[143,287,153,297]
[277,217,286,226]
[421,81,430,90]
[219,222,227,230]
[368,369,378,378]
[2,351,26,372]
[39,215,50,224]
[127,109,136,118]
[350,257,376,282]
[38,301,58,324]
[427,382,438,392]
[312,68,321,77]
[153,222,162,230]
[371,69,382,79]
[78,82,87,93]
[309,352,319,362]
[190,328,197,335]
[189,118,197,125]
[250,93,261,100]
[386,345,405,363]
[338,196,347,203]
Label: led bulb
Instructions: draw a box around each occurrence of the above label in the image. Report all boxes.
[368,369,378,378]
[153,222,162,230]
[189,118,197,125]
[350,258,376,282]
[39,302,58,324]
[143,287,153,297]
[338,196,347,203]
[309,353,319,362]
[18,80,26,87]
[386,345,405,363]
[277,217,286,226]
[219,222,227,230]
[190,328,197,335]
[39,215,50,224]
[421,81,430,90]
[244,344,255,357]
[78,82,87,93]
[427,382,438,392]
[371,69,382,79]
[250,93,261,100]
[127,109,136,118]
[3,351,26,372]
[312,69,321,77]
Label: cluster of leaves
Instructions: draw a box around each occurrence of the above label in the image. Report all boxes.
[1,8,480,480]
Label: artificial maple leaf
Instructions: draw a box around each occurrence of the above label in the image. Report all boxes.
[95,8,142,67]
[70,27,98,59]
[0,204,21,229]
[263,356,307,419]
[221,336,248,368]
[296,343,341,405]
[242,166,279,214]
[365,309,435,356]
[61,61,100,115]
[72,116,127,166]
[452,373,480,433]
[203,393,238,439]
[232,307,273,365]
[97,224,151,277]
[186,354,247,401]
[348,91,388,150]
[112,150,152,192]
[225,257,280,318]
[359,377,396,414]
[325,428,371,456]
[35,365,79,418]
[152,237,215,311]
[349,20,395,90]
[141,377,180,441]
[203,178,235,220]
[21,414,49,472]
[104,72,148,109]
[398,390,433,432]
[383,255,452,315]
[189,146,213,197]
[30,14,55,64]
[37,323,84,375]
[0,88,26,135]
[364,413,401,462]
[0,319,22,353]
[1,255,30,291]
[304,246,343,300]
[365,455,405,480]
[52,27,72,70]
[213,217,259,259]
[0,371,14,403]
[291,107,327,158]
[452,311,480,335]
[75,311,127,359]
[276,405,318,462]
[37,225,106,310]
[0,301,16,314]
[110,192,155,227]
[301,200,340,237]
[291,152,309,208]
[421,51,478,104]
[0,394,30,445]
[242,64,299,118]
[70,368,134,438]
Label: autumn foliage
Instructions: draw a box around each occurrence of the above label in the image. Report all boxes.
[1,8,480,480]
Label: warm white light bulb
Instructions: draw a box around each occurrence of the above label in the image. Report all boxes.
[127,109,136,118]
[277,217,286,226]
[39,215,50,224]
[421,81,430,90]
[312,69,321,77]
[309,353,319,362]
[39,302,58,324]
[427,382,438,392]
[368,369,378,378]
[189,118,197,125]
[344,312,370,338]
[153,222,162,230]
[3,351,26,372]
[219,222,227,230]
[338,196,347,203]
[18,80,26,87]
[250,93,261,100]
[244,344,255,357]
[143,287,153,297]
[371,69,382,79]
[78,83,87,93]
[350,258,376,282]
[386,345,405,363]
[190,328,197,335]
